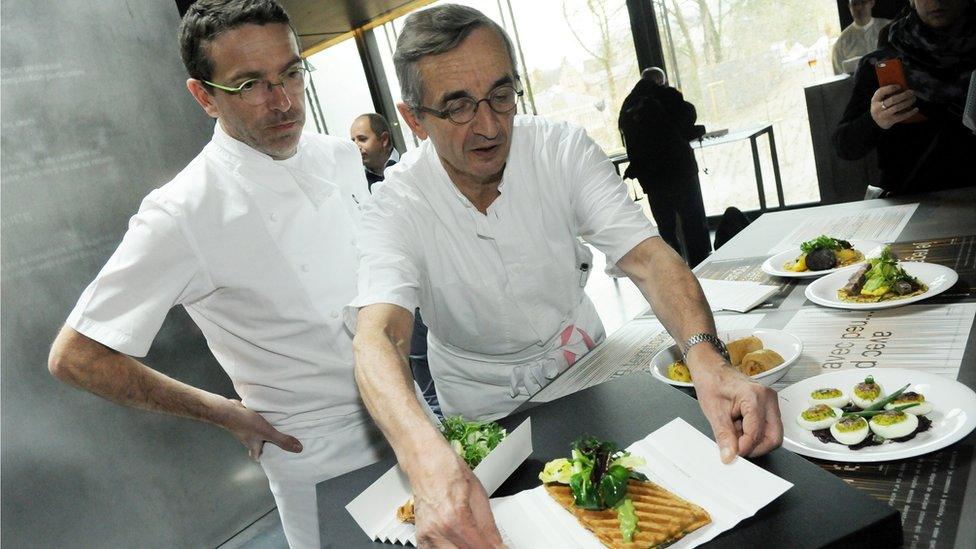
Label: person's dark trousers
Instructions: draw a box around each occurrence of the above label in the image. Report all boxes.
[409,309,441,418]
[640,171,712,267]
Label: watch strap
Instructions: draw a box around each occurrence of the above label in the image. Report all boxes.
[681,333,730,361]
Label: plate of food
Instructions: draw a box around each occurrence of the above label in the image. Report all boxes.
[804,246,957,310]
[761,236,883,278]
[650,329,802,388]
[538,435,711,547]
[779,369,976,462]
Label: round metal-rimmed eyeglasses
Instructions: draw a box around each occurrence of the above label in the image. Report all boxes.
[414,85,523,125]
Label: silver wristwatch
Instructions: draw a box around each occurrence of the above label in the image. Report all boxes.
[681,333,730,361]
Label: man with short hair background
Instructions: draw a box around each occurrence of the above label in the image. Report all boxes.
[832,0,891,74]
[47,1,386,546]
[619,66,711,267]
[350,112,400,190]
[348,4,783,546]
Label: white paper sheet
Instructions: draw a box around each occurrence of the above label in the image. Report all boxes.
[345,418,533,546]
[698,277,780,313]
[774,303,976,390]
[491,418,793,548]
[529,314,765,403]
[769,203,919,254]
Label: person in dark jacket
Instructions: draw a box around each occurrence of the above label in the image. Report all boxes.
[619,67,711,266]
[833,0,976,197]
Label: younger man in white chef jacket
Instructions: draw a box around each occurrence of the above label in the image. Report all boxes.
[47,2,386,547]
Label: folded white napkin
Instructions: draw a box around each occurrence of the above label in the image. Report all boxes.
[698,278,779,313]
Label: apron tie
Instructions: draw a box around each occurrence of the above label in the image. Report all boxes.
[509,324,597,398]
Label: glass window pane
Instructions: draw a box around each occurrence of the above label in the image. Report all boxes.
[654,0,841,214]
[509,0,639,153]
[306,38,376,138]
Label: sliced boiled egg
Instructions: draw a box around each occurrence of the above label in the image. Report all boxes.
[796,404,843,431]
[884,391,933,415]
[807,387,849,408]
[829,416,870,445]
[851,379,885,409]
[869,410,919,439]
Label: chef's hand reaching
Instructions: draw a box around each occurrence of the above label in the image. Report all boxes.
[685,345,783,463]
[409,441,506,549]
[221,399,303,461]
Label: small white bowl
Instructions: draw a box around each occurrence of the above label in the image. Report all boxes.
[649,328,803,388]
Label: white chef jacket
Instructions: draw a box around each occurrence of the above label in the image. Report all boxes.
[68,123,373,439]
[832,18,891,74]
[348,116,657,419]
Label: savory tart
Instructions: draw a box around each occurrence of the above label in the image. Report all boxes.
[540,436,710,548]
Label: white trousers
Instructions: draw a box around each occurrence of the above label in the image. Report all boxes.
[259,420,389,548]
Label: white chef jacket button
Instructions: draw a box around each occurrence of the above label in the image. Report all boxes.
[300,264,310,273]
[269,212,278,222]
[330,311,339,319]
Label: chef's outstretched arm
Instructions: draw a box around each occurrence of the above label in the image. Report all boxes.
[353,303,504,548]
[615,237,783,462]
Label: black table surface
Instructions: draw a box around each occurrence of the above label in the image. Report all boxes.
[317,374,900,548]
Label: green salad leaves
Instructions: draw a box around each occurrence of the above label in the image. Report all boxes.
[861,246,917,293]
[800,235,851,253]
[539,435,648,542]
[440,416,507,469]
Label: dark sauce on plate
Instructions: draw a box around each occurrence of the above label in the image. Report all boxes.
[812,415,932,450]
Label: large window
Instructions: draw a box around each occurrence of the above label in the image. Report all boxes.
[510,0,639,154]
[653,0,841,214]
[305,38,376,138]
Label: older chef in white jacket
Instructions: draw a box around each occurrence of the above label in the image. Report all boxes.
[47,2,386,547]
[349,4,783,547]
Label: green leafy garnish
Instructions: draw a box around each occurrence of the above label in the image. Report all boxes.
[541,436,651,541]
[539,458,572,484]
[861,246,920,292]
[540,436,645,511]
[862,381,912,412]
[800,235,850,253]
[842,402,919,418]
[616,498,639,542]
[440,416,507,469]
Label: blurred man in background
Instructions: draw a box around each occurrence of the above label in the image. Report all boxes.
[832,0,892,74]
[619,67,711,267]
[350,113,400,190]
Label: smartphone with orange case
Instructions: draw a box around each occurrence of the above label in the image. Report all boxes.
[875,58,925,123]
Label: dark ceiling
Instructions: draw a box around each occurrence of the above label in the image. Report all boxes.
[175,0,432,54]
[282,0,431,54]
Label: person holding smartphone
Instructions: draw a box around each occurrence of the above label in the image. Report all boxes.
[832,0,976,197]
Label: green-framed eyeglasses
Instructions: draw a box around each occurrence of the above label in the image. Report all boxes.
[204,61,314,106]
[414,84,523,125]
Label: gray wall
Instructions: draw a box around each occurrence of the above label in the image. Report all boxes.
[2,2,275,546]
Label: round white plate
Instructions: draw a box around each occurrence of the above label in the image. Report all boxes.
[804,262,958,310]
[761,241,884,279]
[780,369,976,462]
[649,328,803,388]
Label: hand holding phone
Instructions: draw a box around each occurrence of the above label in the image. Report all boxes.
[873,59,926,126]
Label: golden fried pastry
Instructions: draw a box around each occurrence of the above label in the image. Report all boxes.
[545,479,710,548]
[727,335,763,367]
[396,497,415,524]
[737,349,785,376]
